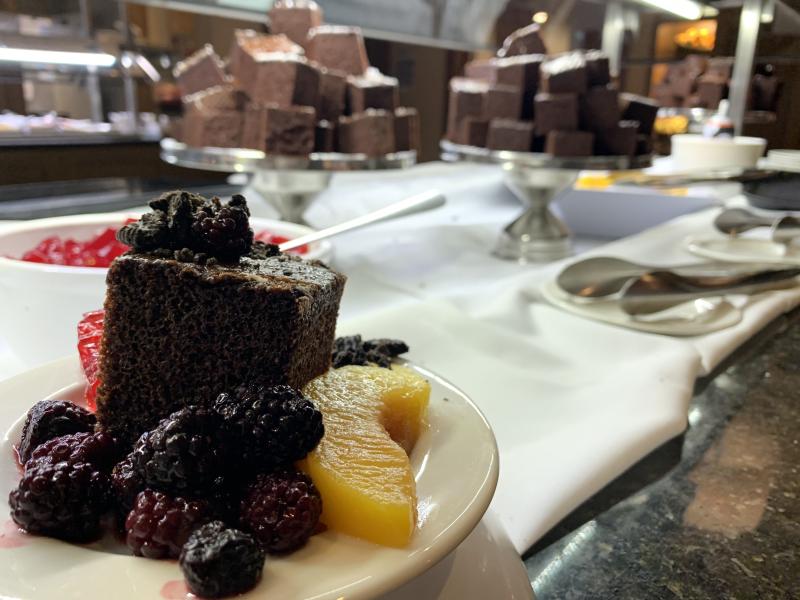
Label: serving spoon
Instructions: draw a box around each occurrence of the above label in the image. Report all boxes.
[555,256,779,299]
[279,189,446,252]
[714,207,800,245]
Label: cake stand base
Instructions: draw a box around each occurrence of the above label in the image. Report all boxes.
[251,169,332,224]
[493,167,578,262]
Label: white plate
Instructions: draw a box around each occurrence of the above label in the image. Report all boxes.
[539,280,742,336]
[0,356,498,600]
[685,234,800,265]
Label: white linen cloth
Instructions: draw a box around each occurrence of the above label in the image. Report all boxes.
[3,163,799,555]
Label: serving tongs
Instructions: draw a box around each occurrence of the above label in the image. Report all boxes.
[556,256,800,316]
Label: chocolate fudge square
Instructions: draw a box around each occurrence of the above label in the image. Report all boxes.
[174,45,228,97]
[619,93,659,135]
[595,120,639,156]
[541,52,588,95]
[96,251,345,443]
[307,25,369,76]
[484,85,522,121]
[347,71,399,113]
[706,57,734,80]
[314,120,336,152]
[486,119,534,152]
[268,0,323,50]
[228,30,302,84]
[446,77,488,142]
[459,118,489,147]
[585,50,611,86]
[394,107,420,152]
[635,134,653,156]
[545,130,594,157]
[580,85,620,131]
[181,85,246,148]
[465,59,494,81]
[338,109,395,156]
[317,67,347,121]
[242,104,316,155]
[497,23,547,58]
[491,55,544,119]
[697,76,728,110]
[240,54,319,109]
[534,93,578,136]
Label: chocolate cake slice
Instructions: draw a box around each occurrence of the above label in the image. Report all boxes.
[96,191,346,443]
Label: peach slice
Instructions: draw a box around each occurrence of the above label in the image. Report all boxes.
[299,365,430,547]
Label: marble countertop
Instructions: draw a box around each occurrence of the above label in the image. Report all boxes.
[525,310,800,599]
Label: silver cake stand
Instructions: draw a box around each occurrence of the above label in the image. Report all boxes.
[440,140,652,262]
[160,138,416,224]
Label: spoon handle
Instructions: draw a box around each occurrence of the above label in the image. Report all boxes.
[620,268,800,315]
[279,190,446,252]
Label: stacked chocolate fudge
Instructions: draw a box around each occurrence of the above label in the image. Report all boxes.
[173,0,420,157]
[445,26,657,158]
[651,54,782,112]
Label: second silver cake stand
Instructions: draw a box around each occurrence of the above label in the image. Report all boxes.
[161,138,417,224]
[441,140,652,262]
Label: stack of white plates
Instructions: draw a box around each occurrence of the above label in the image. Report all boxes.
[761,149,800,173]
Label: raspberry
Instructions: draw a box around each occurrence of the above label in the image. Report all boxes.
[332,335,409,369]
[77,310,104,410]
[8,460,110,542]
[132,406,224,496]
[17,399,96,463]
[214,385,323,473]
[180,521,265,598]
[239,469,322,553]
[111,455,145,515]
[28,431,121,472]
[192,195,253,260]
[125,490,211,559]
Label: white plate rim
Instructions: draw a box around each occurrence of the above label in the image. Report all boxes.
[0,355,499,600]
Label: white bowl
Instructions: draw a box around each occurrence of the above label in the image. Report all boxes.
[0,213,332,367]
[670,134,767,171]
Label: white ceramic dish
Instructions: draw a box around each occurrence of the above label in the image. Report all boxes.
[670,134,766,171]
[685,234,800,265]
[539,279,743,336]
[0,213,333,367]
[0,356,499,600]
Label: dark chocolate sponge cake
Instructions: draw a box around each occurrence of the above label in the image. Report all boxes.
[96,191,345,443]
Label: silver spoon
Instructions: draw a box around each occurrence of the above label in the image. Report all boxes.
[556,256,779,300]
[714,207,800,244]
[619,267,800,316]
[279,189,446,252]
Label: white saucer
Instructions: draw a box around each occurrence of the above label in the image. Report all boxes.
[0,356,504,600]
[686,234,800,265]
[540,280,743,336]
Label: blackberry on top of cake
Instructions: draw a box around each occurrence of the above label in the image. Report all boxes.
[173,1,419,157]
[445,24,658,158]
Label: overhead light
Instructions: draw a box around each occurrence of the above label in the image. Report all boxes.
[0,48,116,67]
[532,11,549,24]
[631,0,717,20]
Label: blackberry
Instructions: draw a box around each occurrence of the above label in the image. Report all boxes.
[28,430,121,472]
[125,490,211,559]
[180,521,265,598]
[8,460,110,542]
[17,399,96,463]
[239,469,322,553]
[132,406,224,496]
[192,194,253,260]
[111,455,145,515]
[213,385,323,472]
[332,335,409,369]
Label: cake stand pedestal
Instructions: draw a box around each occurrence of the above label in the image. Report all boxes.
[440,140,652,262]
[160,138,416,224]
